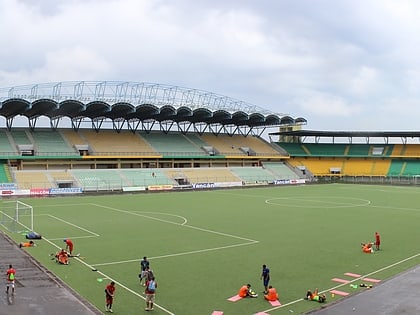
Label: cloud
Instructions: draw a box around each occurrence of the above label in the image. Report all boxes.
[2,0,420,132]
[297,91,363,117]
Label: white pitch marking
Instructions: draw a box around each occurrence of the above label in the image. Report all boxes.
[92,240,258,266]
[258,252,420,314]
[41,234,175,314]
[47,214,100,236]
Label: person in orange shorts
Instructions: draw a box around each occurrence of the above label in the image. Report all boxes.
[361,242,374,253]
[19,240,35,248]
[264,285,279,301]
[55,249,69,265]
[239,284,251,297]
[238,284,258,298]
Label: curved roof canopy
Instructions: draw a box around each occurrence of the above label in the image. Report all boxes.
[0,81,306,134]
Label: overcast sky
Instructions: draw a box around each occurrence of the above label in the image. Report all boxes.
[1,0,420,131]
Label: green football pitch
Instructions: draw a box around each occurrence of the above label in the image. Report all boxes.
[2,183,420,315]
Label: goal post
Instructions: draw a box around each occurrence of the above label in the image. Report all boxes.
[0,200,34,233]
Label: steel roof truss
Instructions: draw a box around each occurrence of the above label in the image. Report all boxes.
[91,117,105,132]
[112,118,126,133]
[177,121,193,134]
[159,121,174,133]
[50,117,61,130]
[192,122,209,135]
[28,116,39,130]
[127,119,141,133]
[71,117,83,130]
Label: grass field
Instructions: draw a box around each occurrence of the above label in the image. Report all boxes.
[2,183,420,315]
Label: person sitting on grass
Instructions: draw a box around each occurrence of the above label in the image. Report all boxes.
[305,288,326,303]
[264,285,279,301]
[238,284,258,298]
[361,242,374,253]
[19,240,35,248]
[55,249,69,265]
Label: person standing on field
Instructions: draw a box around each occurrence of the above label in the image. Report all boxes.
[63,239,74,255]
[145,277,157,311]
[374,232,381,250]
[261,264,270,294]
[105,281,116,313]
[140,256,150,286]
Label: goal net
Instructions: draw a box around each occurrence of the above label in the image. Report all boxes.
[0,200,34,233]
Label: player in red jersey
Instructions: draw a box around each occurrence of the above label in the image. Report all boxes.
[105,281,116,312]
[63,239,74,255]
[6,264,16,295]
[374,232,381,250]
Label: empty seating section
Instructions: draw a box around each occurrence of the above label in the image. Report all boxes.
[79,130,157,155]
[165,168,240,184]
[347,144,370,156]
[398,144,420,157]
[387,160,405,176]
[70,169,128,191]
[10,130,32,145]
[49,171,76,183]
[391,144,404,156]
[342,159,376,176]
[400,161,420,176]
[0,164,10,182]
[304,144,348,156]
[61,130,88,147]
[370,160,392,176]
[14,171,52,189]
[11,128,420,192]
[289,158,344,176]
[222,135,281,155]
[289,158,391,176]
[141,132,205,156]
[278,143,397,158]
[230,167,277,183]
[120,169,175,186]
[262,162,300,179]
[184,134,209,148]
[277,143,308,156]
[30,130,78,156]
[245,137,282,155]
[0,131,17,155]
[200,134,245,155]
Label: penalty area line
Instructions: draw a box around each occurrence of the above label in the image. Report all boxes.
[41,235,175,315]
[93,240,259,267]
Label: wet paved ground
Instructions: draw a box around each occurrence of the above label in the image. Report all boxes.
[307,264,420,315]
[0,231,101,315]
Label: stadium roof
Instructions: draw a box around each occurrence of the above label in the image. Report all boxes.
[0,81,306,135]
[270,129,420,144]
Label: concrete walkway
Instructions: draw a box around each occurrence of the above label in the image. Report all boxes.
[306,264,420,315]
[0,232,101,315]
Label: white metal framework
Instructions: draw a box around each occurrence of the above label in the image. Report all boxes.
[0,200,34,233]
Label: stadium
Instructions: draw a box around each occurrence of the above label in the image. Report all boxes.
[0,81,420,314]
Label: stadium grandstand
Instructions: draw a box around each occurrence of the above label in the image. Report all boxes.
[271,129,420,184]
[0,81,308,195]
[2,81,420,195]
